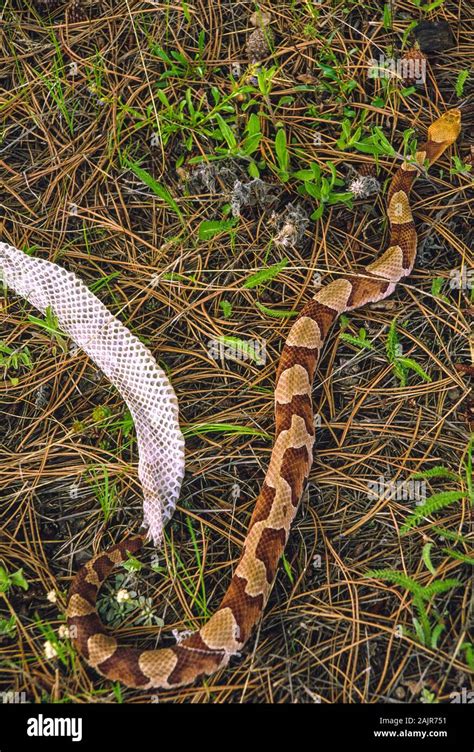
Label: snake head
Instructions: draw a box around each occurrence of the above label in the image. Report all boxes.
[428,109,461,145]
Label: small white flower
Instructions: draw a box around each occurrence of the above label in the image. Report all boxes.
[44,640,58,660]
[116,588,130,604]
[46,590,57,604]
[58,625,70,639]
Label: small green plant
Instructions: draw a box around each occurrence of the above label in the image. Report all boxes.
[400,491,466,534]
[421,687,438,703]
[0,615,17,637]
[431,276,449,302]
[366,568,460,647]
[244,258,288,289]
[367,443,471,651]
[339,321,375,351]
[461,642,474,670]
[151,32,207,80]
[400,450,472,534]
[293,161,353,219]
[408,0,446,11]
[28,306,67,354]
[336,119,396,157]
[0,342,33,385]
[35,615,76,671]
[88,467,118,523]
[0,565,28,594]
[386,319,431,386]
[124,159,183,221]
[450,155,472,177]
[121,553,143,574]
[36,32,76,135]
[455,69,469,98]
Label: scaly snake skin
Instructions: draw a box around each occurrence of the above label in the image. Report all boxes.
[0,245,185,543]
[61,111,460,689]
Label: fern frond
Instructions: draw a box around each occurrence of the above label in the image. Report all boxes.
[410,466,459,481]
[419,579,461,600]
[386,318,400,363]
[365,569,423,596]
[400,491,466,534]
[397,356,432,383]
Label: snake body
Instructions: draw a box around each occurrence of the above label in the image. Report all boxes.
[64,111,461,688]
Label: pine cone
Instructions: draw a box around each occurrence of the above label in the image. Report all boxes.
[246,28,272,63]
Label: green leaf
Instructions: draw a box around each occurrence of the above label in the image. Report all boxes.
[275,128,289,177]
[462,642,474,670]
[125,160,183,220]
[214,112,237,150]
[422,542,436,575]
[255,301,298,318]
[198,218,237,241]
[242,113,262,155]
[244,259,288,289]
[281,553,294,583]
[220,300,232,318]
[0,567,10,593]
[340,332,375,350]
[365,569,423,597]
[383,3,392,29]
[455,70,469,98]
[10,569,29,590]
[419,0,447,11]
[431,277,444,297]
[248,161,260,178]
[430,623,445,649]
[122,553,143,573]
[442,549,474,565]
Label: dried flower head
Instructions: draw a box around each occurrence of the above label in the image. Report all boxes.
[348,175,381,199]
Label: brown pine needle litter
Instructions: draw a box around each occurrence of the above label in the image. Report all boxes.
[0,0,472,704]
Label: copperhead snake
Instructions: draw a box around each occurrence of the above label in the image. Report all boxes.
[1,0,464,692]
[61,111,460,689]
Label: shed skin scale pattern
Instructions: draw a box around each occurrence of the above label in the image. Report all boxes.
[63,111,461,689]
